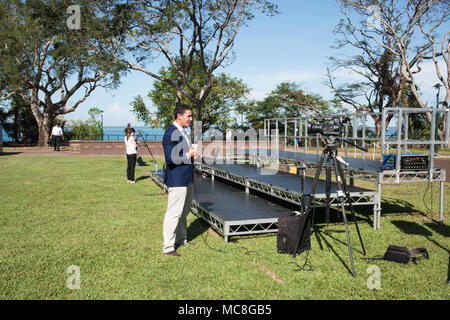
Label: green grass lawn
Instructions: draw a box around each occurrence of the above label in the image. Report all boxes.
[0,155,449,299]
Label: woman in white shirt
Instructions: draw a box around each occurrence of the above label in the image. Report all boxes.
[124,128,138,183]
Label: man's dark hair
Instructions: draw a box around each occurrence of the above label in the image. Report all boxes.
[173,103,192,120]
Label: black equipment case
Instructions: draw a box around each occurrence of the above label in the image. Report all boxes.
[277,211,311,257]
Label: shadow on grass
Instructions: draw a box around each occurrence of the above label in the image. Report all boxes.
[135,175,150,182]
[391,220,433,237]
[380,197,418,216]
[424,222,450,238]
[312,207,370,226]
[392,220,450,284]
[313,229,354,276]
[187,217,210,242]
[0,152,22,156]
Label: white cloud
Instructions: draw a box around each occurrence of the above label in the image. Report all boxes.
[108,101,123,113]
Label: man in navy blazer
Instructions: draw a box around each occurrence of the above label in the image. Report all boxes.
[162,103,206,257]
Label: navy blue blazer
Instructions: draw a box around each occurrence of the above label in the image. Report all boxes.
[162,124,194,187]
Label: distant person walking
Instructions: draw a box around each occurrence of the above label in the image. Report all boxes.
[124,127,138,184]
[50,123,64,151]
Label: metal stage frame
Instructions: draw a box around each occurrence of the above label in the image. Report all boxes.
[261,108,448,229]
[149,170,294,242]
[196,162,377,212]
[150,159,377,241]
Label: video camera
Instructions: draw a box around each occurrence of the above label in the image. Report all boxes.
[308,116,350,136]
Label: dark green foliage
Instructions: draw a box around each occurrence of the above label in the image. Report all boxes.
[0,0,130,145]
[244,82,334,130]
[131,59,250,133]
[65,107,103,140]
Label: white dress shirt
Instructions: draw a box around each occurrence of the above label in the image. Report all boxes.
[51,126,63,136]
[173,122,191,148]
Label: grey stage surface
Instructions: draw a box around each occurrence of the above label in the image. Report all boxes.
[201,162,372,196]
[192,175,294,221]
[150,171,293,241]
[240,148,383,173]
[150,158,377,241]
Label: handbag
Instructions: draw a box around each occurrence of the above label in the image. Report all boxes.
[382,245,429,264]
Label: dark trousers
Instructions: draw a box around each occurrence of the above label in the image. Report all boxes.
[53,136,62,150]
[126,153,137,181]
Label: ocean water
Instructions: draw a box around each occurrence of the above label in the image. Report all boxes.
[1,125,399,142]
[100,126,164,141]
[1,126,165,142]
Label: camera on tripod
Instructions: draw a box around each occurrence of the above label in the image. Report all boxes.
[308,116,350,136]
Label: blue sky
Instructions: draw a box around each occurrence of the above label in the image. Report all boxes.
[64,0,445,126]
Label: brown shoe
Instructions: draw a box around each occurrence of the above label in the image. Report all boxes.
[164,250,180,257]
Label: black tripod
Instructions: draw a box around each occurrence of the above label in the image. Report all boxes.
[297,136,367,277]
[137,130,157,168]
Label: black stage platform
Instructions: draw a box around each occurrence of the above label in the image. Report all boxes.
[239,148,383,173]
[196,162,377,209]
[234,148,446,229]
[150,171,294,242]
[201,162,372,195]
[150,159,377,241]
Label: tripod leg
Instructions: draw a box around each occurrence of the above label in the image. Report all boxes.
[311,150,326,196]
[139,132,157,163]
[325,160,331,225]
[332,155,356,277]
[341,201,356,277]
[336,158,366,257]
[293,195,312,257]
[293,150,325,258]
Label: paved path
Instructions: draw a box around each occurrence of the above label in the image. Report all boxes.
[0,146,119,157]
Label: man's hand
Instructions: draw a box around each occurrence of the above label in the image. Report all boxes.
[195,169,208,179]
[187,147,195,158]
[188,147,200,159]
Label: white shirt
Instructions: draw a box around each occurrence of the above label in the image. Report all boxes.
[51,126,63,136]
[124,136,137,155]
[173,122,191,148]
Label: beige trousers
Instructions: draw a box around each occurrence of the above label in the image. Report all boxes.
[163,184,193,253]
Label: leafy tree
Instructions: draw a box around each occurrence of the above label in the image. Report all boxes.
[0,94,38,143]
[244,82,335,130]
[65,107,103,140]
[131,60,250,133]
[123,0,278,125]
[329,0,450,142]
[0,0,131,146]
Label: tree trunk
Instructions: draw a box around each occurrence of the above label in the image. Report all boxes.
[374,116,382,147]
[37,122,48,147]
[36,113,52,147]
[372,113,394,147]
[438,111,449,148]
[12,107,19,143]
[28,89,51,147]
